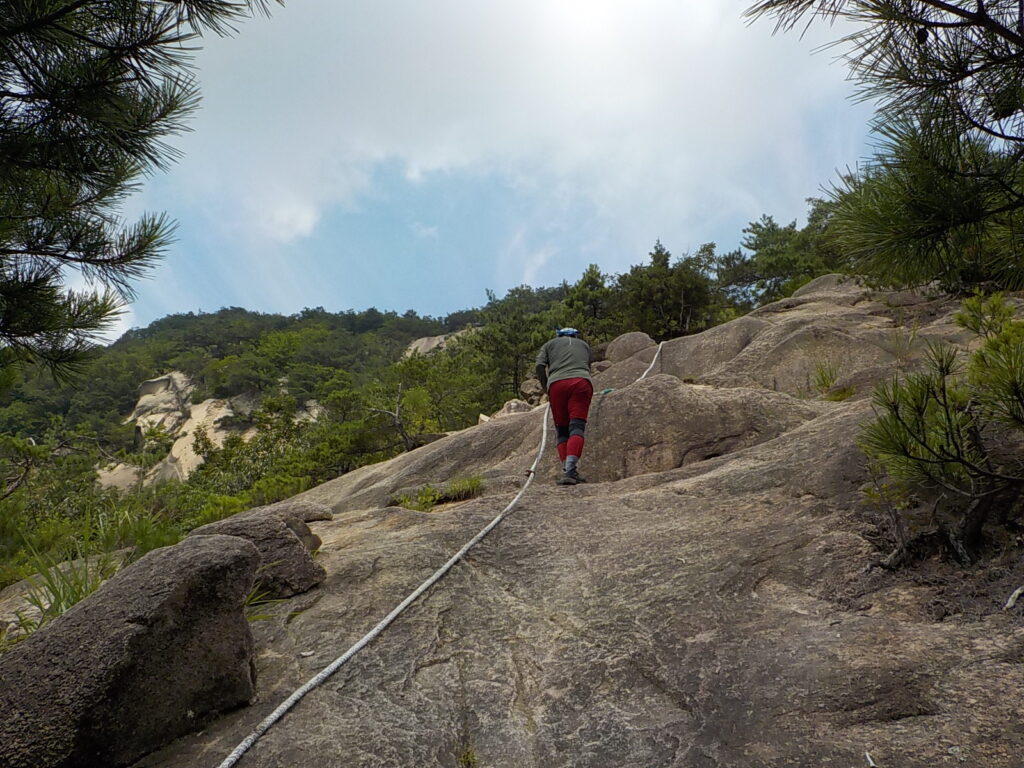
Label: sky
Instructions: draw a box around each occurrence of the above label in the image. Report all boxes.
[112,0,876,335]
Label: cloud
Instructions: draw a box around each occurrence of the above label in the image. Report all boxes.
[411,222,439,240]
[129,0,874,320]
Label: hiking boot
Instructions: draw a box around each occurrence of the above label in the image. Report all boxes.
[557,469,585,485]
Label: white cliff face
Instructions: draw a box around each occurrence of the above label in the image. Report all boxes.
[127,372,194,438]
[403,328,474,358]
[143,397,241,484]
[97,374,320,490]
[97,373,246,489]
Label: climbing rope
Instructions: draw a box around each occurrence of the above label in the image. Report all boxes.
[216,415,549,768]
[639,340,665,380]
[217,340,666,767]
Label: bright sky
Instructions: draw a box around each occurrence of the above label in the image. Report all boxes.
[115,0,874,333]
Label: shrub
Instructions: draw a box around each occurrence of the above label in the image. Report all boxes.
[860,294,1024,565]
[392,475,485,512]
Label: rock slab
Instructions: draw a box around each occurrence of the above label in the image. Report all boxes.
[0,535,259,768]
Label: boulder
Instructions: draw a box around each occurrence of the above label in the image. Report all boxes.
[189,501,330,598]
[519,377,545,405]
[0,535,259,768]
[492,399,535,418]
[581,374,827,482]
[605,331,656,363]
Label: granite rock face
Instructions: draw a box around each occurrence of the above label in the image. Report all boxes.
[0,535,259,768]
[190,500,331,598]
[605,330,656,362]
[125,278,1024,767]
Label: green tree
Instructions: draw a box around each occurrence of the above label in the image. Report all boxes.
[614,241,714,340]
[562,264,617,342]
[747,0,1024,291]
[0,0,279,383]
[472,286,564,394]
[860,293,1024,564]
[829,124,1024,291]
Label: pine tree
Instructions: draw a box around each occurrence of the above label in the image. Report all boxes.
[614,241,714,340]
[0,0,279,382]
[747,0,1024,291]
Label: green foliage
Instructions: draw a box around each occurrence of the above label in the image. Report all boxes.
[472,286,566,393]
[811,359,841,396]
[0,0,279,383]
[391,475,485,512]
[715,199,844,306]
[393,484,444,512]
[829,125,1024,292]
[860,294,1024,562]
[22,549,119,629]
[613,241,715,340]
[562,265,618,342]
[244,580,285,623]
[748,1,1024,292]
[956,291,1019,340]
[446,475,485,501]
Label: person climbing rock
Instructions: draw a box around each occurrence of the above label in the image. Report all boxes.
[535,328,594,485]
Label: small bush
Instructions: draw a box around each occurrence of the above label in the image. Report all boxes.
[445,475,484,501]
[811,358,840,395]
[860,293,1024,565]
[3,548,121,649]
[393,484,444,512]
[392,475,485,512]
[824,386,856,402]
[244,582,284,622]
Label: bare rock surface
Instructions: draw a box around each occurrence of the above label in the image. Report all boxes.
[605,330,655,362]
[131,279,1023,767]
[190,501,330,598]
[0,535,259,768]
[519,377,545,404]
[597,274,976,400]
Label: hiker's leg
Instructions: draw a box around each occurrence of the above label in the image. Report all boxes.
[548,380,571,463]
[564,380,594,469]
[555,424,569,462]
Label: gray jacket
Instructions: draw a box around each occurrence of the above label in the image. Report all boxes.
[536,336,593,387]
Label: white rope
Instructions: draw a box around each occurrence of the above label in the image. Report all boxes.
[639,341,666,379]
[216,413,550,768]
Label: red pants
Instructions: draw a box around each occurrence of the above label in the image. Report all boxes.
[548,377,593,461]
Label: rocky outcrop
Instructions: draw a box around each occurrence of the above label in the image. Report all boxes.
[128,372,194,437]
[189,500,332,598]
[605,330,655,362]
[0,535,259,768]
[98,377,324,489]
[519,377,545,405]
[404,329,474,357]
[596,274,973,398]
[113,278,1024,766]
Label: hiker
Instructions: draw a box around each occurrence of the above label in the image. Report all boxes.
[535,327,594,485]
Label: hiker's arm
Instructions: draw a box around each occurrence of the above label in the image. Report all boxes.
[535,364,548,392]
